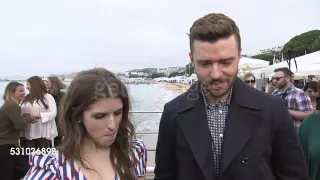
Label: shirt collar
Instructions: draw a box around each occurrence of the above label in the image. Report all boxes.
[274,83,295,94]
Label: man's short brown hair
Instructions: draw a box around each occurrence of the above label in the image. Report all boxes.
[188,13,241,52]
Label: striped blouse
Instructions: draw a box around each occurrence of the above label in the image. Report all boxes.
[24,139,147,180]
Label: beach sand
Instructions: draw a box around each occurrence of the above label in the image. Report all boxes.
[160,82,190,93]
[140,82,190,169]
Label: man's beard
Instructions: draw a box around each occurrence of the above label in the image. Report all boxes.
[276,82,287,89]
[200,77,235,100]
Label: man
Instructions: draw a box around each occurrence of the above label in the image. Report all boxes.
[154,13,308,180]
[272,67,313,128]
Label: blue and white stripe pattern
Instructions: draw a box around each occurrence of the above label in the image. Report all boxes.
[24,139,147,180]
[132,139,147,176]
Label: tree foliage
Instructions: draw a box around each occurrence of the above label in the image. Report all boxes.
[168,71,185,78]
[282,30,320,57]
[185,63,195,76]
[147,72,166,79]
[310,35,320,51]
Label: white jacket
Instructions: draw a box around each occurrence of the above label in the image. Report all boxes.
[21,93,58,140]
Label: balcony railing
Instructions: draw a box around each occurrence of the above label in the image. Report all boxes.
[130,111,162,179]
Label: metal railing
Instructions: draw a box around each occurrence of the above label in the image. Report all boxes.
[131,111,162,177]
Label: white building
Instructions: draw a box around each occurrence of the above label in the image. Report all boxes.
[250,46,284,56]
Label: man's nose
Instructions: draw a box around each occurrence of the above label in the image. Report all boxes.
[209,63,222,79]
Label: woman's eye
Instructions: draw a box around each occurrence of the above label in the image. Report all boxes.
[93,114,106,119]
[114,110,123,116]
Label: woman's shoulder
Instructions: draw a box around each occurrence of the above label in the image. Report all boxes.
[45,93,55,99]
[131,139,147,176]
[28,150,70,169]
[1,100,19,109]
[29,150,77,169]
[303,112,320,124]
[0,101,20,115]
[25,151,83,179]
[132,138,146,152]
[299,112,320,133]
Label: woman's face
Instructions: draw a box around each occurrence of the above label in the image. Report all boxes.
[306,88,319,100]
[26,82,31,91]
[12,85,26,102]
[245,76,255,88]
[82,97,123,148]
[46,79,52,89]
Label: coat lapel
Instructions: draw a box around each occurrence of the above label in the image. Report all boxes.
[177,82,215,180]
[219,79,264,175]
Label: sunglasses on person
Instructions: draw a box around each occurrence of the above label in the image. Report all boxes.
[245,80,255,84]
[271,76,287,81]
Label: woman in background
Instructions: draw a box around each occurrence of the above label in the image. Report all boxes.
[298,111,320,180]
[24,68,147,180]
[0,82,33,180]
[243,73,256,88]
[21,76,57,148]
[303,81,319,110]
[46,76,66,146]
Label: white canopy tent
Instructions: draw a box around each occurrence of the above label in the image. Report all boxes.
[237,57,269,78]
[251,68,266,80]
[263,50,320,77]
[238,57,269,71]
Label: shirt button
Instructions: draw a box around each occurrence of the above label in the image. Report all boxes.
[241,156,250,164]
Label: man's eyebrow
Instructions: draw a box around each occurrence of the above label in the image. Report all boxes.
[197,59,211,62]
[197,57,235,62]
[220,57,236,61]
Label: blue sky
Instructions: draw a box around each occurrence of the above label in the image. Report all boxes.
[0,0,319,78]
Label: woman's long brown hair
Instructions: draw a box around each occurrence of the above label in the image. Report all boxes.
[58,68,135,179]
[47,76,66,95]
[22,76,48,109]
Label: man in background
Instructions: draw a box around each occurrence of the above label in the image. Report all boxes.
[272,67,313,128]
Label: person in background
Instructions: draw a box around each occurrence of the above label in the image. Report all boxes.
[0,82,34,180]
[46,76,66,147]
[154,13,308,180]
[24,68,147,180]
[272,67,313,128]
[298,111,320,180]
[303,81,319,111]
[266,83,276,94]
[21,76,57,148]
[243,73,256,88]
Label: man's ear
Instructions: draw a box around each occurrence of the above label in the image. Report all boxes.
[189,52,194,66]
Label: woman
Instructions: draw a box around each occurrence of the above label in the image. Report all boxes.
[24,68,147,180]
[0,82,34,180]
[243,73,256,88]
[303,81,319,110]
[46,76,66,146]
[21,76,58,148]
[298,112,320,180]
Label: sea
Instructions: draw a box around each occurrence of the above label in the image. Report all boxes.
[0,81,181,133]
